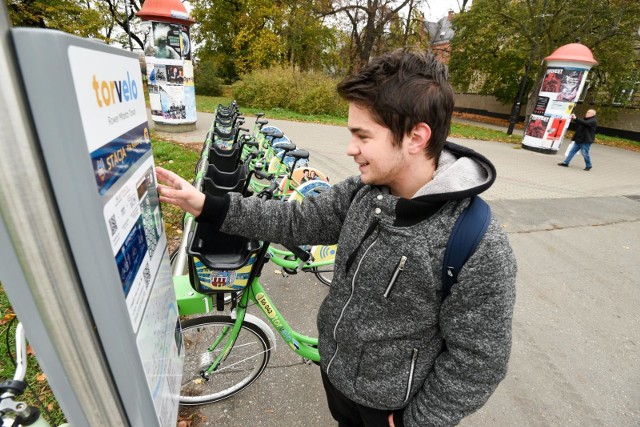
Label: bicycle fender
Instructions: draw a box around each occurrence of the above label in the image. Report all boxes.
[231,310,277,350]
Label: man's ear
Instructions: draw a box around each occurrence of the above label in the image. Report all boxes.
[407,123,432,154]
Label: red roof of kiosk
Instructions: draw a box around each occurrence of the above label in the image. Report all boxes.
[544,43,598,65]
[136,0,194,24]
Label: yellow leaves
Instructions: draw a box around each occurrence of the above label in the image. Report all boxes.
[0,310,16,325]
[36,372,47,382]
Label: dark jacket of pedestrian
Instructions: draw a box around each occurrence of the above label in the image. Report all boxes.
[572,116,597,143]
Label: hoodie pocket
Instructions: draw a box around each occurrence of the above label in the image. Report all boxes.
[354,340,423,409]
[383,255,407,298]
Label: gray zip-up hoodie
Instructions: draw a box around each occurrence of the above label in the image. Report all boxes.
[198,142,517,426]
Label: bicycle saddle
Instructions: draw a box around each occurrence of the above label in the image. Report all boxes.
[276,142,297,152]
[288,149,310,159]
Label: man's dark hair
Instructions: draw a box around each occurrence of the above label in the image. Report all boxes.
[337,49,454,160]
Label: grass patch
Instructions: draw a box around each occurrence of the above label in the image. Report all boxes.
[194,95,234,114]
[450,122,522,144]
[593,134,640,152]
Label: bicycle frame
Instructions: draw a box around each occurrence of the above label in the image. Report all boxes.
[172,272,320,366]
[267,245,334,270]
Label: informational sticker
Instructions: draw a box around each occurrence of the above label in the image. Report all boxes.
[68,45,182,427]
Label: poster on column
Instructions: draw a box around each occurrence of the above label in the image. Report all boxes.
[143,21,196,124]
[523,65,589,150]
[68,46,182,427]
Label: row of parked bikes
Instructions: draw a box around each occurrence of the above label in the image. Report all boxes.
[171,102,335,404]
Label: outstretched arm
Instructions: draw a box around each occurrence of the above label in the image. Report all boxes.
[156,166,205,216]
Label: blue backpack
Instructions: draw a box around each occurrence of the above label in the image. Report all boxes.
[441,196,491,300]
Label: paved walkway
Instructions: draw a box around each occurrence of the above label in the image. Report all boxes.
[152,112,640,427]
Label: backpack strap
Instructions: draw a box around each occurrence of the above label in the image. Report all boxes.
[442,196,491,300]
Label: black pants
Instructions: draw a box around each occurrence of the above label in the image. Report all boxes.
[321,369,400,427]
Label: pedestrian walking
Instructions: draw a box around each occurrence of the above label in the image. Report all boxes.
[157,49,517,427]
[558,109,597,171]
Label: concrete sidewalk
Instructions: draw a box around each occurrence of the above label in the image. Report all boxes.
[157,113,640,426]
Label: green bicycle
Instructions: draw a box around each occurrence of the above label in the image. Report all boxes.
[174,178,322,405]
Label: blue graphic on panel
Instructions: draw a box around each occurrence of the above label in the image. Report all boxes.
[91,122,151,195]
[117,217,148,296]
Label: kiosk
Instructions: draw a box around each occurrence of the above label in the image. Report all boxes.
[1,18,182,426]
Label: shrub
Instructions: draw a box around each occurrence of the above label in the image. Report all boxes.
[194,60,223,97]
[232,67,347,117]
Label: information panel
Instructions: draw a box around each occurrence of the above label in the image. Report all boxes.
[68,46,182,427]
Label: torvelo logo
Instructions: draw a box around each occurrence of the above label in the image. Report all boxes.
[92,72,139,108]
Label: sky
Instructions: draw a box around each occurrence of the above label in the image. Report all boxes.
[423,0,471,21]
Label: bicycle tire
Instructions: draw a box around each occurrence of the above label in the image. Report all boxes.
[312,266,333,286]
[180,315,271,405]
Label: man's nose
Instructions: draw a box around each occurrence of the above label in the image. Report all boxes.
[346,138,359,156]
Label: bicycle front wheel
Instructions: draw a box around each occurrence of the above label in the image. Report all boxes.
[312,266,333,286]
[180,315,271,405]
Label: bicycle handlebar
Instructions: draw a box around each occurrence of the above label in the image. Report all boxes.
[253,169,274,180]
[256,180,312,264]
[13,323,27,382]
[0,322,54,427]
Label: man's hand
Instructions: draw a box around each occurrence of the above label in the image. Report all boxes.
[388,413,395,427]
[156,166,206,217]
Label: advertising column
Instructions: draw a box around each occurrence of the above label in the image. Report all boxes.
[137,0,196,131]
[522,43,598,154]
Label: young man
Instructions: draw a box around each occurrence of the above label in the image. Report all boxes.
[157,49,517,427]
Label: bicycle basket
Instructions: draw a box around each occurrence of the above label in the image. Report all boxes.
[187,221,261,294]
